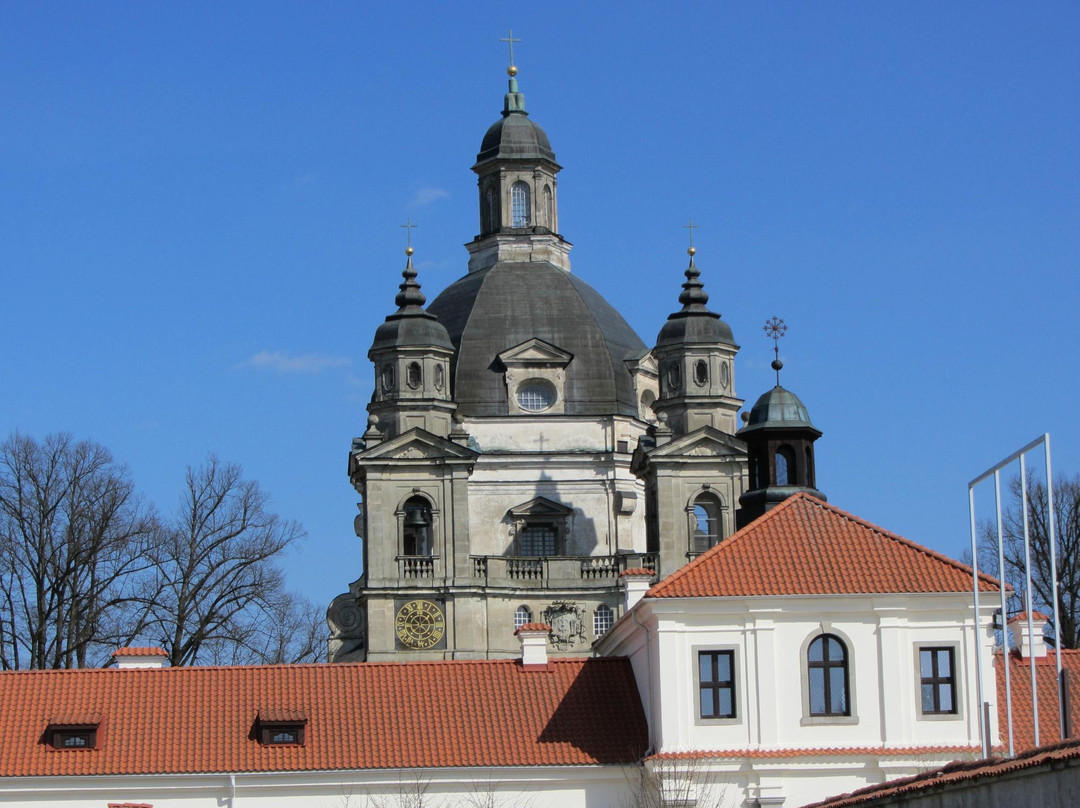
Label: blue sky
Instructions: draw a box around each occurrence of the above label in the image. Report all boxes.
[2,3,1078,608]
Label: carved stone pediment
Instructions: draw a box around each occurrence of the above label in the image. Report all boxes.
[508,496,574,518]
[497,338,573,369]
[353,427,479,463]
[645,426,747,460]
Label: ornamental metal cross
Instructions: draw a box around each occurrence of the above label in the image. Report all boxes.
[400,217,417,247]
[764,316,787,384]
[682,218,699,247]
[500,29,521,66]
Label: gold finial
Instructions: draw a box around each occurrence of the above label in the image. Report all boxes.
[400,217,417,255]
[683,218,699,256]
[500,28,521,72]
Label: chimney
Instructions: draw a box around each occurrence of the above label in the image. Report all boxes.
[1008,612,1050,659]
[620,568,655,611]
[515,623,551,668]
[112,647,169,669]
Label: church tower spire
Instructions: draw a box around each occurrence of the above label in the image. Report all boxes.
[466,32,570,273]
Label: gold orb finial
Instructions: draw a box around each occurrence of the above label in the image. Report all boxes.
[405,246,414,256]
[687,245,697,257]
[507,64,518,77]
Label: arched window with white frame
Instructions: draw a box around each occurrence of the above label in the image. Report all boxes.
[691,491,725,554]
[808,634,850,716]
[594,604,614,638]
[514,605,532,629]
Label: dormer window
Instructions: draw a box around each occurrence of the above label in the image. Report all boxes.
[516,379,556,412]
[256,709,307,746]
[511,182,531,227]
[47,723,99,750]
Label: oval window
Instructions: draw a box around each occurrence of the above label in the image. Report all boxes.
[694,360,708,387]
[381,364,395,391]
[407,361,422,389]
[720,362,730,389]
[434,364,445,391]
[516,379,556,412]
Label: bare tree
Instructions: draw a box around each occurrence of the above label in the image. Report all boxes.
[622,758,736,808]
[0,432,157,669]
[197,593,326,665]
[977,473,1080,648]
[142,455,306,667]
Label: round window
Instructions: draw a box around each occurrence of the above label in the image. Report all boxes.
[516,379,556,412]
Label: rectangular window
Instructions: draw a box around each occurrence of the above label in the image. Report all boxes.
[698,650,736,719]
[520,524,556,556]
[920,647,957,714]
[47,725,97,750]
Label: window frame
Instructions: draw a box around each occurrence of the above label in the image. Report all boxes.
[593,604,614,639]
[514,605,532,630]
[915,642,962,720]
[258,722,306,746]
[800,629,858,725]
[688,490,725,556]
[511,181,531,227]
[47,725,98,751]
[693,646,740,725]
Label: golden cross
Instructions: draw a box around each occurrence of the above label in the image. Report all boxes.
[682,218,700,247]
[500,29,522,66]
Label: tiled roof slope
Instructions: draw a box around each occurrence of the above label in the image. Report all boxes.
[0,657,647,777]
[649,493,997,598]
[801,738,1080,808]
[996,649,1080,752]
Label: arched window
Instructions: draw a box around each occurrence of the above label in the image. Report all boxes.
[485,185,499,232]
[691,492,724,553]
[511,182,531,227]
[594,605,614,638]
[514,605,532,629]
[543,184,553,227]
[402,496,433,556]
[805,446,814,487]
[775,445,796,486]
[808,634,849,716]
[639,389,657,422]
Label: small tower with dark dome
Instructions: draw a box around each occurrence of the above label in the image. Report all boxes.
[736,317,825,528]
[367,236,457,440]
[651,227,743,436]
[467,32,570,274]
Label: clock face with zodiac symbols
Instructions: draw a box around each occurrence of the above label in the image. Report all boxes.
[394,599,446,650]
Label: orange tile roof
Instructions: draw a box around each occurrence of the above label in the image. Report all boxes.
[995,649,1080,752]
[801,738,1080,808]
[0,657,647,776]
[651,745,980,760]
[648,493,997,598]
[111,647,168,657]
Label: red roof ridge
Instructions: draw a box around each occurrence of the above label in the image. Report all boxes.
[1008,610,1051,622]
[112,647,168,657]
[514,622,552,634]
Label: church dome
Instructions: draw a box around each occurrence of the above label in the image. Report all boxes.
[742,386,817,432]
[655,313,735,348]
[476,113,558,165]
[369,252,453,354]
[427,262,647,417]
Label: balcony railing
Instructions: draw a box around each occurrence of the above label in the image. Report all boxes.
[397,555,437,579]
[469,552,657,587]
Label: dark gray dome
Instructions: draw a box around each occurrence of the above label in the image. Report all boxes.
[476,112,558,165]
[743,386,817,430]
[655,314,735,348]
[370,315,453,353]
[427,262,647,417]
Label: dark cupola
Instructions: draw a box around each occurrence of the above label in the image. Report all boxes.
[367,244,456,440]
[651,234,743,436]
[736,318,825,528]
[466,50,569,274]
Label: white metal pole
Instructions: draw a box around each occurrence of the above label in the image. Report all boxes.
[1020,453,1039,747]
[1044,434,1063,738]
[969,485,987,755]
[996,470,1014,755]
